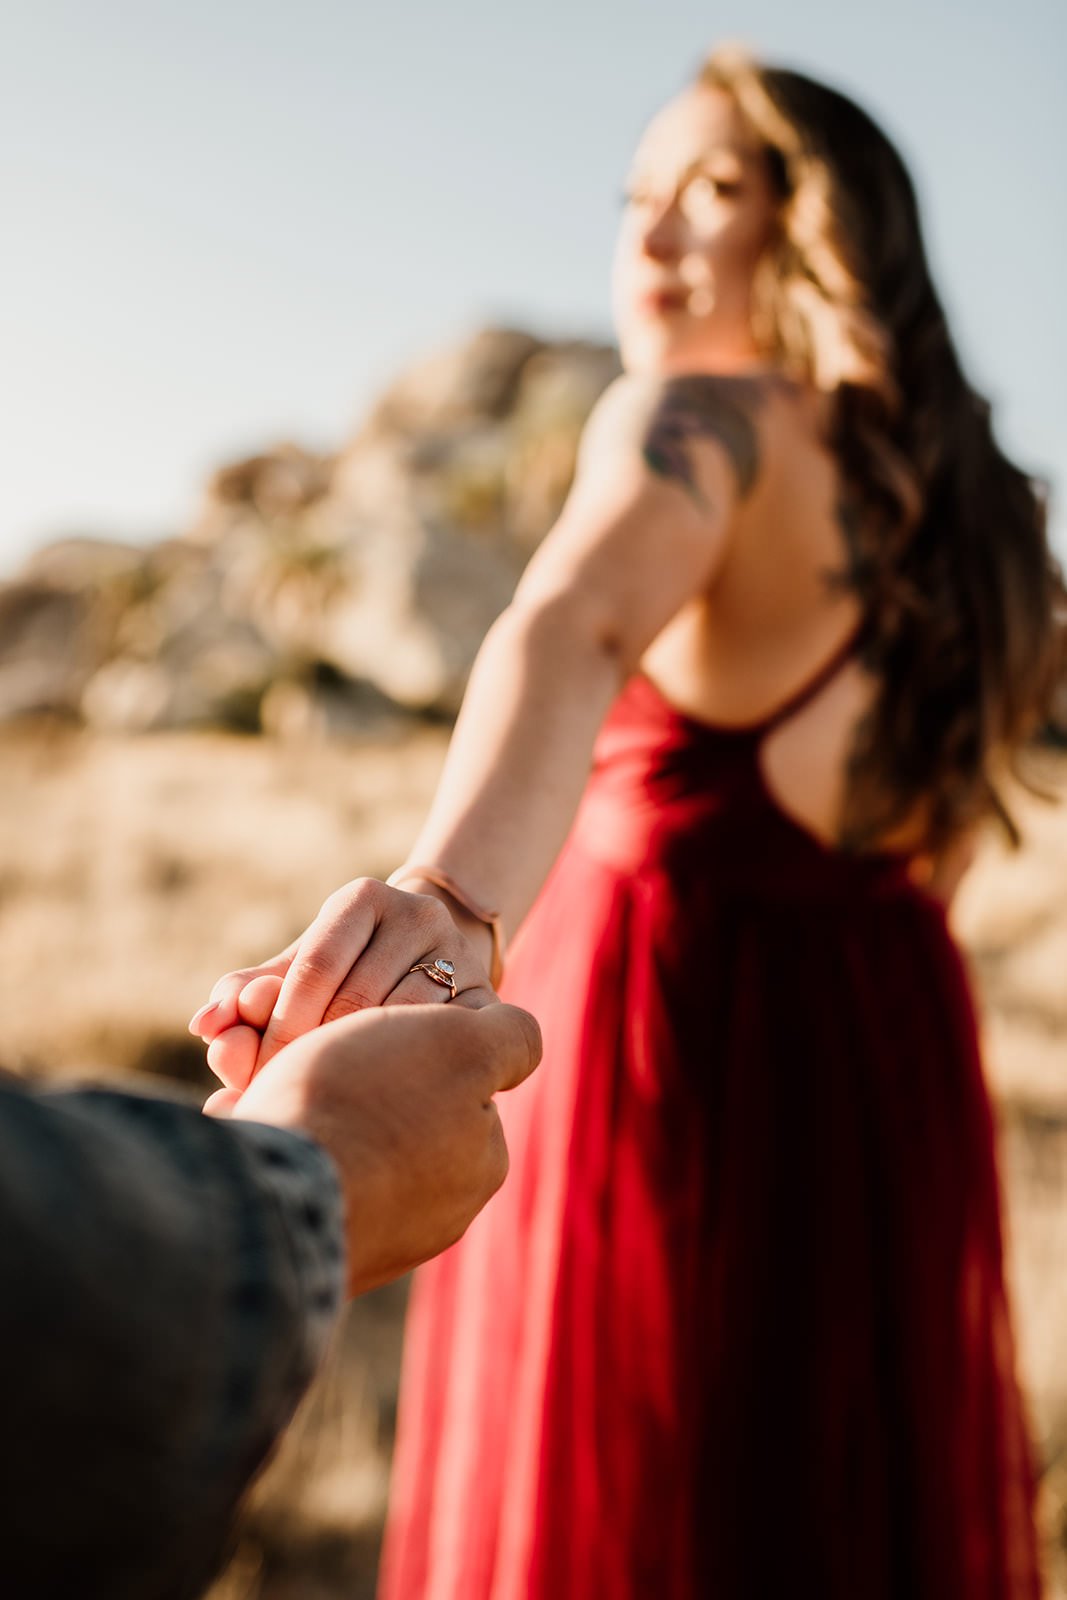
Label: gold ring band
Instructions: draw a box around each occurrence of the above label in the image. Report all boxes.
[408,958,458,1000]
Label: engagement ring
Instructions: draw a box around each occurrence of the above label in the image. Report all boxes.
[408,957,458,1001]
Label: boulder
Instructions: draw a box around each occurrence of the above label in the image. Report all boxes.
[20,535,154,596]
[0,327,619,732]
[259,671,408,742]
[81,639,273,734]
[191,442,335,545]
[0,580,112,721]
[365,326,545,435]
[311,332,619,711]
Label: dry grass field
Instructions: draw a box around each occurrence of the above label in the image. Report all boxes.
[3,724,1066,1596]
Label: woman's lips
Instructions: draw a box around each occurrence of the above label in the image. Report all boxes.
[636,287,691,316]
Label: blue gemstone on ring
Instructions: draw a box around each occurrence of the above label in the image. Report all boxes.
[436,959,456,976]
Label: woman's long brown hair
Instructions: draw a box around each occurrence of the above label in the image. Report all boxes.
[701,48,1066,852]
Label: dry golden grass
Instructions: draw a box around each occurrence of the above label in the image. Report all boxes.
[0,723,448,1086]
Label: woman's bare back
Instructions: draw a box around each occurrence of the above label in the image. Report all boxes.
[640,378,883,848]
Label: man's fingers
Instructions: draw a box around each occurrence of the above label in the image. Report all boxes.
[360,996,539,1091]
[477,1102,510,1200]
[472,1002,542,1094]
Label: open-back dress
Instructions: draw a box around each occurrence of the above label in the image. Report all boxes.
[379,634,1041,1599]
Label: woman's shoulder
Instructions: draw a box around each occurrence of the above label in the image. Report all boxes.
[580,369,813,510]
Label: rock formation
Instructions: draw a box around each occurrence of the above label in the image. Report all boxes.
[0,329,620,733]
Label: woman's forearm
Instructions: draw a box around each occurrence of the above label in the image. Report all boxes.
[403,596,625,946]
[195,378,740,1039]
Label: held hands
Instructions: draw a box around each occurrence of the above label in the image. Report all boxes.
[189,876,540,1295]
[189,878,497,1107]
[231,1001,542,1295]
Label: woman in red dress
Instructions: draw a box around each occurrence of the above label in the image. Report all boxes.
[197,49,1064,1597]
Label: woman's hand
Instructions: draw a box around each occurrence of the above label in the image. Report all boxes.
[189,878,497,1098]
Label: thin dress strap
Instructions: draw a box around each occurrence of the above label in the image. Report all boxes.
[754,618,870,739]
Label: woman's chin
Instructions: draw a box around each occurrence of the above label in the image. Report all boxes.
[620,324,708,376]
[621,335,744,381]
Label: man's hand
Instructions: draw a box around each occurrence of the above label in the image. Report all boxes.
[217,1000,541,1297]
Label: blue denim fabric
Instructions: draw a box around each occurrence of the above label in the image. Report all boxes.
[0,1075,345,1598]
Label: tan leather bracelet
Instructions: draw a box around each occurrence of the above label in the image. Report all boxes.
[386,863,506,988]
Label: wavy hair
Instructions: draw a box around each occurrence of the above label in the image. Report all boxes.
[700,48,1066,851]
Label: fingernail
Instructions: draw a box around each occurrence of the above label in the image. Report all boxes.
[188,1001,218,1036]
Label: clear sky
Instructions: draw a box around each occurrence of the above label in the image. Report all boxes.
[2,0,1064,575]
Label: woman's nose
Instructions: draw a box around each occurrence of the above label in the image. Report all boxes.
[641,197,683,263]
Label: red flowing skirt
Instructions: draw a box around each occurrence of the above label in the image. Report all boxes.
[379,675,1041,1598]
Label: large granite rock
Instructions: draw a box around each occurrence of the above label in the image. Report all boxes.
[301,332,619,711]
[0,538,152,721]
[0,328,619,732]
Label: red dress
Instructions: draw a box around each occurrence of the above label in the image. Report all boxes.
[379,640,1041,1599]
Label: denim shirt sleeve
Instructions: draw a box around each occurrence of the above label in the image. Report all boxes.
[0,1074,346,1600]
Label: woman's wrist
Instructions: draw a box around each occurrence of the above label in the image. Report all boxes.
[387,873,499,986]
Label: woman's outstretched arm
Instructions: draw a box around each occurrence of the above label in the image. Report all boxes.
[195,374,773,1079]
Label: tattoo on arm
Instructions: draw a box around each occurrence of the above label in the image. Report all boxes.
[641,375,766,511]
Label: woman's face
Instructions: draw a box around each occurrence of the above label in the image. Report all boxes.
[612,85,781,376]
